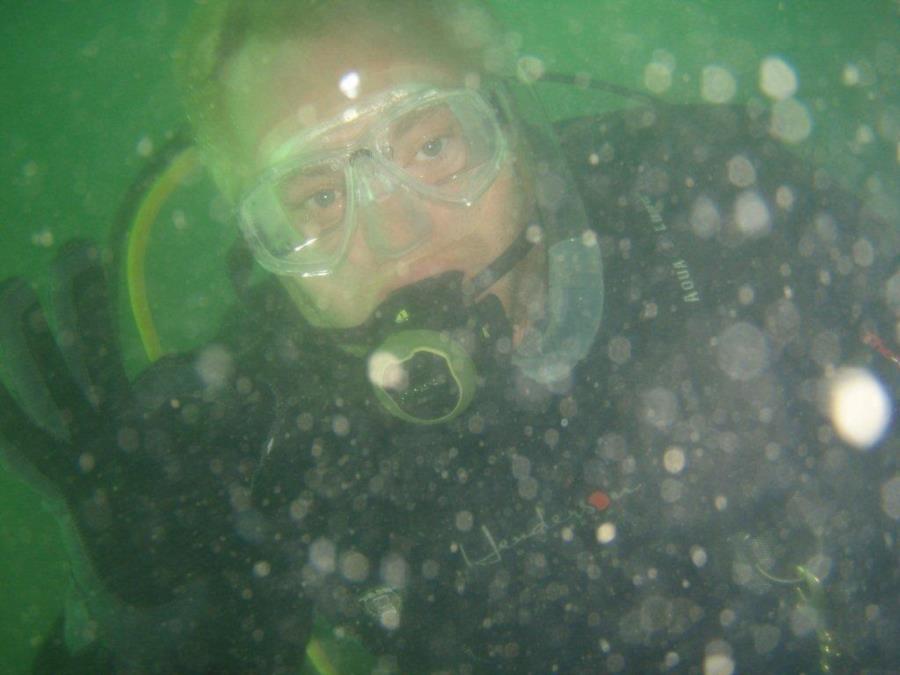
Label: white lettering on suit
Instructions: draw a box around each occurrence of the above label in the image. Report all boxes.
[638,194,702,304]
[457,503,594,569]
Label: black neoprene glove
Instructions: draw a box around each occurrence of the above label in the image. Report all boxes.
[0,241,311,670]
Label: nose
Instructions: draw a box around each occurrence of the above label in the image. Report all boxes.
[352,150,395,204]
[349,155,431,260]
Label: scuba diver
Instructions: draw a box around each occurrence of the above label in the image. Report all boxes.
[2,1,897,672]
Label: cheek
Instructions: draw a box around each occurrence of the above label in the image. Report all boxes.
[431,167,524,248]
[469,175,525,255]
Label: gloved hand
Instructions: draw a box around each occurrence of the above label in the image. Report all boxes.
[0,241,310,670]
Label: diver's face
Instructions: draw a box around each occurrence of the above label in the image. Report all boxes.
[225,27,528,328]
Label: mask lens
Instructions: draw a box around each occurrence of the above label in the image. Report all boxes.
[378,92,503,202]
[240,158,352,275]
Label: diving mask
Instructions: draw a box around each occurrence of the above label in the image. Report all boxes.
[238,85,508,278]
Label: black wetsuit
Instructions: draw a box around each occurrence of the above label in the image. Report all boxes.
[18,104,899,674]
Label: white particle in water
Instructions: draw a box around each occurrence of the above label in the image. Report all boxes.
[701,65,737,104]
[310,538,336,574]
[641,387,679,431]
[608,336,632,365]
[734,191,772,237]
[644,61,673,94]
[455,511,474,532]
[719,608,736,627]
[828,367,892,449]
[661,478,683,503]
[516,55,546,83]
[195,345,234,391]
[380,607,400,630]
[855,125,875,145]
[340,551,370,582]
[31,229,55,248]
[842,64,861,86]
[727,154,756,188]
[769,98,813,144]
[368,350,407,391]
[381,555,408,589]
[716,322,770,381]
[738,285,755,305]
[759,56,797,100]
[526,224,544,244]
[78,453,95,473]
[339,71,360,99]
[775,185,795,210]
[704,654,735,675]
[596,522,616,544]
[137,136,154,157]
[663,446,686,474]
[852,238,875,267]
[691,546,708,568]
[332,414,350,437]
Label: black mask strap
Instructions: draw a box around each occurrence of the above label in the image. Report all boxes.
[465,225,535,300]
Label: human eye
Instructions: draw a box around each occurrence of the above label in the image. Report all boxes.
[278,169,346,227]
[280,177,339,209]
[307,188,341,211]
[393,108,468,183]
[415,136,451,161]
[297,188,346,238]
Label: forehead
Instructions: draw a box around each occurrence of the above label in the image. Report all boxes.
[223,29,465,170]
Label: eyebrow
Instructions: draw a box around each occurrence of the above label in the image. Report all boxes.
[390,105,444,140]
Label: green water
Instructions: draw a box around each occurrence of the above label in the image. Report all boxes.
[1,1,897,672]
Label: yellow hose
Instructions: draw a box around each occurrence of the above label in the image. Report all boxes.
[126,146,201,362]
[306,637,341,675]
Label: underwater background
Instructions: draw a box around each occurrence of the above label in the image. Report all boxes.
[0,1,897,672]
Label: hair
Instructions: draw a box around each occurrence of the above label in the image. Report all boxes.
[174,0,507,202]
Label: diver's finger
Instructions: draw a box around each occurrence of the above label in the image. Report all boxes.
[0,277,93,434]
[52,240,129,413]
[0,377,76,492]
